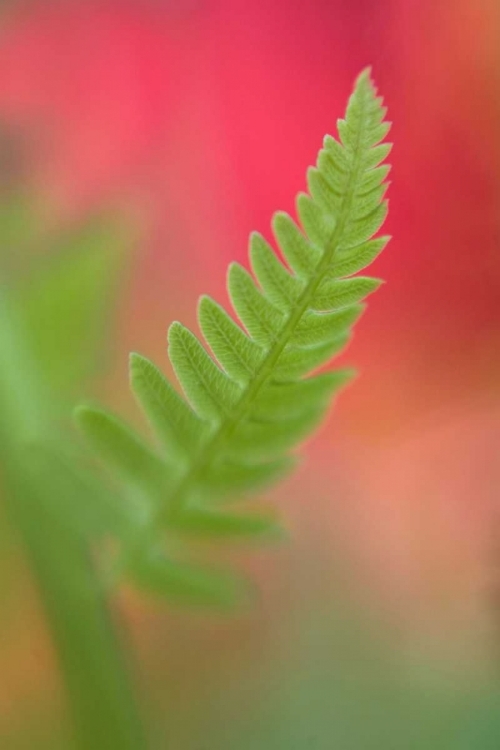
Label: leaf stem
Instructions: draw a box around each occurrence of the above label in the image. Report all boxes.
[0,291,148,750]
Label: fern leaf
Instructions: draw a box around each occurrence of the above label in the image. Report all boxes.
[342,201,388,247]
[357,164,391,194]
[168,322,241,419]
[252,369,355,420]
[75,406,171,492]
[273,334,350,380]
[130,551,247,608]
[289,305,364,347]
[169,508,284,540]
[198,296,263,384]
[200,457,295,500]
[76,68,392,603]
[227,409,325,462]
[331,236,390,278]
[272,212,321,277]
[297,193,336,246]
[312,275,383,311]
[249,232,303,310]
[228,262,284,344]
[130,353,207,458]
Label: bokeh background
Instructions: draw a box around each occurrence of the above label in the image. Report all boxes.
[0,0,499,747]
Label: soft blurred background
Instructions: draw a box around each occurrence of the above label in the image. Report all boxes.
[0,0,499,747]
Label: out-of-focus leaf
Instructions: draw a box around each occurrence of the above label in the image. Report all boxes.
[130,549,250,609]
[0,194,39,253]
[75,405,175,502]
[75,70,391,603]
[168,506,286,541]
[20,439,132,541]
[16,218,131,395]
[0,286,148,750]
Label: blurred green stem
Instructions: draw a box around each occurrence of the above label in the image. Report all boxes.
[0,290,148,750]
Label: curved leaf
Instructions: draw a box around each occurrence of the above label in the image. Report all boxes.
[75,68,392,604]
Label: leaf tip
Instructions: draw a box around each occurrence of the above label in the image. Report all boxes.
[73,402,102,436]
[167,320,183,345]
[129,350,145,371]
[355,65,376,93]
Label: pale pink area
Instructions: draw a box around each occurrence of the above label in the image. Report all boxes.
[320,399,500,669]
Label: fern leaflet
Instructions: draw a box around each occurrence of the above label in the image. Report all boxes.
[76,69,391,604]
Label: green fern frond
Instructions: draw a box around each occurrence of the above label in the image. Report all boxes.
[76,68,392,604]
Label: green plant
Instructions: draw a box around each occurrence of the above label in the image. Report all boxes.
[1,68,391,749]
[0,218,147,749]
[76,68,391,606]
